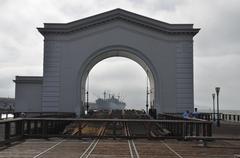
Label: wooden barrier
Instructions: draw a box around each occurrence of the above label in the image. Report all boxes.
[0,117,212,145]
[158,113,187,120]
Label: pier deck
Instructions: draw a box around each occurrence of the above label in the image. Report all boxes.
[213,121,240,138]
[0,138,239,158]
[0,111,240,157]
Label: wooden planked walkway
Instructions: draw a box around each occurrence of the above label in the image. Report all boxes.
[0,138,239,158]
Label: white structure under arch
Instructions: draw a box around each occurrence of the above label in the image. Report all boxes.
[14,9,199,116]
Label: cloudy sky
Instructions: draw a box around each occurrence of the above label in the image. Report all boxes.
[0,0,240,111]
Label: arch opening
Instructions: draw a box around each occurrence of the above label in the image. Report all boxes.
[84,57,151,112]
[77,47,160,116]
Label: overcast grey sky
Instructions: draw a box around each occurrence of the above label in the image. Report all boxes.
[88,57,148,110]
[0,0,240,110]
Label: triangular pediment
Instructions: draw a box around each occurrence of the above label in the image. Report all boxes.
[38,8,199,36]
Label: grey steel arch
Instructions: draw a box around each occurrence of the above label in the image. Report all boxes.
[76,45,161,115]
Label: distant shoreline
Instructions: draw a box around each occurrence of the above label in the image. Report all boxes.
[199,109,240,115]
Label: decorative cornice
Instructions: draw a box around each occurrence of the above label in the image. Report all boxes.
[13,76,43,84]
[37,8,200,36]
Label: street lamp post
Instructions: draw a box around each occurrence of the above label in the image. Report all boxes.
[146,83,149,114]
[86,73,90,114]
[146,71,149,114]
[86,91,89,113]
[215,87,220,127]
[212,93,216,121]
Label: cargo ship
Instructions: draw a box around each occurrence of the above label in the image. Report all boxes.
[86,92,126,111]
[96,93,126,110]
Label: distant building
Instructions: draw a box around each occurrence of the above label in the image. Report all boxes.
[14,9,199,116]
[0,97,15,111]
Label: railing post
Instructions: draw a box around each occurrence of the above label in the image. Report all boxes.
[16,120,24,137]
[174,122,177,135]
[182,122,186,138]
[5,122,10,142]
[196,123,200,136]
[42,120,48,138]
[190,122,193,136]
[15,121,20,136]
[203,123,206,137]
[27,120,31,135]
[173,122,177,136]
[48,121,52,134]
[33,120,38,134]
[147,122,152,139]
[61,120,65,131]
[21,120,25,137]
[78,121,82,137]
[176,123,180,136]
[55,120,59,131]
[179,122,182,136]
[185,122,189,136]
[207,123,212,136]
[111,121,115,139]
[37,120,41,134]
[52,121,56,134]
